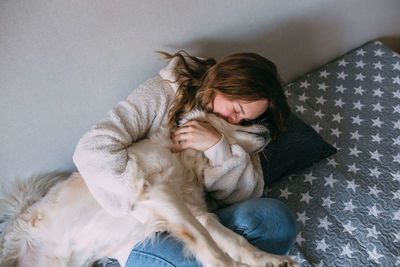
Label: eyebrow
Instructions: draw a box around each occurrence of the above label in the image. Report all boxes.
[239,104,245,115]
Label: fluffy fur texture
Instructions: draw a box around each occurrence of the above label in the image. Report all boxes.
[0,110,297,267]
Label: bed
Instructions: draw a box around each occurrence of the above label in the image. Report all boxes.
[265,40,400,266]
[95,40,400,267]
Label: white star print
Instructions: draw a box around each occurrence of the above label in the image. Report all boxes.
[371,133,382,143]
[312,122,322,133]
[324,174,337,188]
[394,120,400,129]
[350,130,363,140]
[373,74,385,83]
[332,113,344,123]
[355,73,366,81]
[314,110,325,119]
[296,232,305,246]
[393,61,400,71]
[330,128,342,137]
[279,187,293,200]
[393,105,400,114]
[300,80,310,88]
[304,172,317,184]
[373,61,384,70]
[341,243,354,258]
[336,84,347,93]
[355,60,366,68]
[322,195,335,208]
[346,179,359,192]
[373,88,383,97]
[369,150,383,161]
[320,70,330,78]
[356,48,366,56]
[295,105,306,114]
[393,76,400,85]
[393,90,400,99]
[372,102,383,112]
[343,199,356,212]
[296,211,309,225]
[318,82,329,91]
[315,96,327,105]
[369,167,382,178]
[318,216,332,231]
[371,117,384,128]
[338,59,349,67]
[327,158,338,167]
[351,115,364,125]
[342,221,356,234]
[349,145,362,157]
[368,185,382,198]
[368,204,382,217]
[391,171,400,182]
[334,98,345,108]
[347,163,360,174]
[354,86,365,95]
[367,225,380,239]
[300,191,313,204]
[394,210,400,221]
[392,189,400,199]
[284,90,291,97]
[316,238,329,252]
[393,136,400,146]
[298,92,309,102]
[374,49,384,57]
[337,71,348,80]
[367,247,384,263]
[393,153,400,164]
[353,101,364,110]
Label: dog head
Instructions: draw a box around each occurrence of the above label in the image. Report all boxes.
[179,110,270,154]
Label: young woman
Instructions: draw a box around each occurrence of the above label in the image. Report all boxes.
[73,51,297,266]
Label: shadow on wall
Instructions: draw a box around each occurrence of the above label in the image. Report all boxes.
[164,17,346,84]
[165,17,400,84]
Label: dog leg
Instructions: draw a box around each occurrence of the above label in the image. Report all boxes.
[135,183,246,267]
[197,213,298,267]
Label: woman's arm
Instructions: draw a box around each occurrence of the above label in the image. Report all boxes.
[73,76,174,217]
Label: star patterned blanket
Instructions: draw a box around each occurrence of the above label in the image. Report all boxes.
[266,41,400,266]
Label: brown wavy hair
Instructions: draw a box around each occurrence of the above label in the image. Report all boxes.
[158,51,291,139]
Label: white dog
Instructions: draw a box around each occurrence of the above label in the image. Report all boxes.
[0,110,297,267]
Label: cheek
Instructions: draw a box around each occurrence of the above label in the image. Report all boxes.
[213,102,231,117]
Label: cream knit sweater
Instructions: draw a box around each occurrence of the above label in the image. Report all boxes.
[73,56,264,217]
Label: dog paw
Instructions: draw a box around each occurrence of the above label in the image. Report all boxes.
[265,255,298,267]
[245,253,298,267]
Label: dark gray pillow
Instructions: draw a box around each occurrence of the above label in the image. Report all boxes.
[260,113,337,185]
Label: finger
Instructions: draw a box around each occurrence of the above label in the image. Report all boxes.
[172,132,188,143]
[170,141,190,153]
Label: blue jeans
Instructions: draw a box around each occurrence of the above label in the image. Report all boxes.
[125,198,297,267]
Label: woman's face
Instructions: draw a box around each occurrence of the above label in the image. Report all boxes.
[210,93,269,125]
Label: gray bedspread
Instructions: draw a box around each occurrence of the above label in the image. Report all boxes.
[266,41,400,266]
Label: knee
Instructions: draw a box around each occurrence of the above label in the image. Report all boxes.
[236,198,297,254]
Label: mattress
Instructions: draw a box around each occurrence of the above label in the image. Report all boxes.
[267,41,400,266]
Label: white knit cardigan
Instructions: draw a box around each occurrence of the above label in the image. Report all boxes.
[73,56,264,217]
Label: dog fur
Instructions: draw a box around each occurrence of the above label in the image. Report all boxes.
[0,110,297,267]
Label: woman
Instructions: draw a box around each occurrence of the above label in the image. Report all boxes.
[73,51,297,266]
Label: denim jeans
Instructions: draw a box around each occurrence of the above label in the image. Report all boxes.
[125,198,297,267]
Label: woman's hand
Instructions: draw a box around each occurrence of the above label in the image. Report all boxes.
[171,120,222,153]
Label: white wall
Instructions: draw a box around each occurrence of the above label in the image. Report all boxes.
[1,0,400,181]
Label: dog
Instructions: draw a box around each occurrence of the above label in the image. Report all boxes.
[0,110,297,267]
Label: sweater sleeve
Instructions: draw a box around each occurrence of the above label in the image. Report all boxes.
[203,141,264,206]
[73,76,174,217]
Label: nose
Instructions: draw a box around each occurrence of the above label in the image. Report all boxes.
[227,115,239,125]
